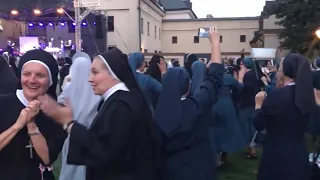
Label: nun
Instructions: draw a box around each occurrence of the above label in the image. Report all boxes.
[38,48,159,180]
[306,57,320,136]
[145,54,167,108]
[184,54,198,77]
[155,27,223,180]
[0,49,67,180]
[128,52,162,115]
[211,62,246,166]
[237,57,264,159]
[58,56,101,180]
[0,56,18,94]
[253,53,313,180]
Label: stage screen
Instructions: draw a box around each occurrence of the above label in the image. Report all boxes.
[19,37,39,54]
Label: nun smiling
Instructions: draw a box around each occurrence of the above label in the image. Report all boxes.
[38,48,159,180]
[0,49,67,180]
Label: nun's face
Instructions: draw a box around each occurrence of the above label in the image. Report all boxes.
[89,58,114,95]
[21,63,50,100]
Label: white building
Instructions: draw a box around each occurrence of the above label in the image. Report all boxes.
[0,0,286,62]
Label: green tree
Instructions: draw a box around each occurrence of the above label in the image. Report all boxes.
[275,0,320,55]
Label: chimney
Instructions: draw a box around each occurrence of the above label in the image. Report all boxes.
[206,14,214,18]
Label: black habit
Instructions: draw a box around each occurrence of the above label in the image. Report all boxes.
[66,48,159,180]
[0,94,67,180]
[253,53,313,180]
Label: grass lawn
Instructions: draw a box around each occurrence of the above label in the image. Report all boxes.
[53,135,315,180]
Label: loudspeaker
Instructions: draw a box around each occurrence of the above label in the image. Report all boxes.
[95,15,103,39]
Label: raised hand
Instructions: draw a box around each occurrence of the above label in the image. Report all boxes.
[38,95,73,125]
[26,100,40,122]
[13,109,29,130]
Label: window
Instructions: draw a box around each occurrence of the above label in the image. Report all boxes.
[155,26,157,39]
[172,36,178,44]
[159,28,161,40]
[141,18,144,34]
[240,35,246,42]
[194,36,199,43]
[107,16,114,32]
[144,49,148,53]
[147,22,150,36]
[220,36,223,43]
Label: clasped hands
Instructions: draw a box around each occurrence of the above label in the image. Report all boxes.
[14,100,41,130]
[14,95,73,130]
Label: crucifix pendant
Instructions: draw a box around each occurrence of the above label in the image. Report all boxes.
[25,141,33,158]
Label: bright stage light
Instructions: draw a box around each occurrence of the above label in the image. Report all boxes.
[93,22,96,25]
[33,9,41,15]
[11,10,18,15]
[72,22,76,26]
[48,23,54,26]
[28,23,34,27]
[82,22,87,26]
[57,8,64,14]
[60,22,65,26]
[316,29,320,39]
[39,23,44,26]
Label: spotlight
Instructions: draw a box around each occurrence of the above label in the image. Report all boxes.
[57,8,64,14]
[39,23,44,26]
[82,22,87,26]
[60,22,65,26]
[72,22,76,26]
[316,29,320,39]
[33,9,41,15]
[11,10,18,15]
[48,23,54,26]
[28,23,34,27]
[93,22,96,25]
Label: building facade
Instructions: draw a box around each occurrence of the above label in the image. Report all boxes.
[0,0,285,61]
[100,0,284,61]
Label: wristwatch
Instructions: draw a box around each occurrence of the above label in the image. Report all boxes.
[28,127,40,136]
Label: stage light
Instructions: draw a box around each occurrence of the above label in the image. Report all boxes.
[33,9,41,15]
[82,22,87,26]
[48,23,54,26]
[11,10,18,15]
[39,23,44,26]
[28,23,34,27]
[72,22,76,26]
[60,22,65,26]
[93,22,96,25]
[57,8,64,14]
[316,29,320,39]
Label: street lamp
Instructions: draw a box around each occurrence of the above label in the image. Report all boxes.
[316,29,320,39]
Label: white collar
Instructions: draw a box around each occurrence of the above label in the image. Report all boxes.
[102,83,129,101]
[16,89,29,107]
[136,70,143,73]
[181,97,186,101]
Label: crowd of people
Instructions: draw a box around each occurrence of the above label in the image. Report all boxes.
[0,27,319,180]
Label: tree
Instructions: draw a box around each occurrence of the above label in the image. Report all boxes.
[275,0,320,55]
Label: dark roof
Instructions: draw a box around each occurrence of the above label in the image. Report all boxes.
[163,16,260,22]
[261,0,280,17]
[160,0,190,10]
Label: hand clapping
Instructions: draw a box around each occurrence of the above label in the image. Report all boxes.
[38,95,73,125]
